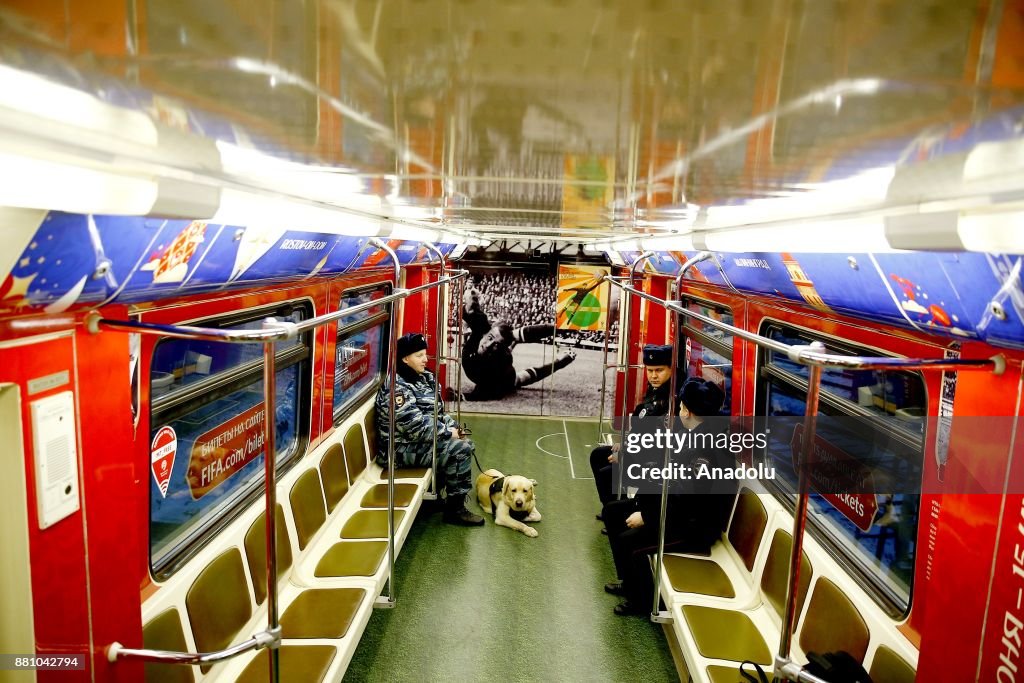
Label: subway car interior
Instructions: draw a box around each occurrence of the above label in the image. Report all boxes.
[3,1,1024,681]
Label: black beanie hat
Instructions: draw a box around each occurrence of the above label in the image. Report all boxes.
[397,333,428,359]
[680,378,725,417]
[642,344,673,366]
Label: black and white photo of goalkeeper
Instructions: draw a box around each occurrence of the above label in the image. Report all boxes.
[445,267,618,417]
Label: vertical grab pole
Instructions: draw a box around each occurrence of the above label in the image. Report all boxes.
[597,276,615,441]
[650,269,683,622]
[373,238,401,607]
[454,271,466,424]
[777,349,825,676]
[261,322,281,683]
[614,253,654,500]
[423,243,447,500]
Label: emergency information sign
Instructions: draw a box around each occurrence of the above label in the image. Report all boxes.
[150,426,177,498]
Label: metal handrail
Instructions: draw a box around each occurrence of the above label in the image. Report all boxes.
[422,243,446,500]
[261,321,281,680]
[604,270,1004,681]
[85,274,469,342]
[650,253,712,622]
[99,241,467,672]
[378,238,401,610]
[614,253,654,501]
[107,629,280,666]
[605,278,1006,374]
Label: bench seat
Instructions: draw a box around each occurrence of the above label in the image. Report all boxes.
[141,401,430,683]
[659,489,774,611]
[663,481,919,683]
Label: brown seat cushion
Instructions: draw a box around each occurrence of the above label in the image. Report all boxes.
[761,529,813,620]
[314,541,389,577]
[185,548,251,673]
[681,604,772,665]
[319,444,350,512]
[344,423,368,480]
[290,469,328,550]
[142,609,195,683]
[869,645,916,683]
[360,483,418,508]
[280,588,366,639]
[341,509,407,539]
[799,577,870,663]
[235,645,335,683]
[244,505,293,605]
[377,466,431,481]
[663,554,735,598]
[707,664,774,682]
[728,490,768,572]
[363,409,378,460]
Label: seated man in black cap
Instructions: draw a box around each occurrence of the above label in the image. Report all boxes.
[375,332,483,526]
[603,377,736,616]
[455,287,576,401]
[589,343,676,512]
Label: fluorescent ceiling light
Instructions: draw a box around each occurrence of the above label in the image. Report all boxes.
[212,189,382,236]
[385,202,441,221]
[0,65,156,147]
[639,234,696,251]
[701,218,895,253]
[964,139,1024,185]
[216,141,379,213]
[706,167,895,226]
[609,239,640,252]
[0,152,158,215]
[388,224,440,242]
[958,212,1024,253]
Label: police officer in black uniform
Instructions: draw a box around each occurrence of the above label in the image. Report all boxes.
[457,287,575,401]
[589,344,676,510]
[603,377,734,615]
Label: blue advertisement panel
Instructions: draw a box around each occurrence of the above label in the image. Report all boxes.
[0,213,166,313]
[0,212,382,312]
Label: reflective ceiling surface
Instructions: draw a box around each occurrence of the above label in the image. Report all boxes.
[1,0,1021,243]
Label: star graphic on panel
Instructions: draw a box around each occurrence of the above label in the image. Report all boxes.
[1,273,38,300]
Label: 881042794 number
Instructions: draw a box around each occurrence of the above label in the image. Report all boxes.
[1,654,86,670]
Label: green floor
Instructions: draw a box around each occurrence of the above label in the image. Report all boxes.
[344,415,680,682]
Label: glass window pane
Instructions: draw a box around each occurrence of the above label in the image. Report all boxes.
[337,287,389,329]
[765,326,926,431]
[682,299,733,416]
[759,324,924,611]
[333,286,389,419]
[150,364,301,567]
[148,304,309,575]
[150,308,306,396]
[684,301,734,347]
[333,323,386,417]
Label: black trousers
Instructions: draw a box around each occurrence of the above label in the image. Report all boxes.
[603,499,658,606]
[602,498,701,608]
[589,445,615,506]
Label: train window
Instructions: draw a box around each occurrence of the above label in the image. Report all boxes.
[680,299,733,416]
[333,285,391,421]
[148,302,312,577]
[757,322,925,614]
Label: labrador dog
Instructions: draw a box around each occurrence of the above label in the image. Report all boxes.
[475,468,541,537]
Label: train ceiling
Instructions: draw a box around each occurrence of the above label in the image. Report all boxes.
[1,0,1023,252]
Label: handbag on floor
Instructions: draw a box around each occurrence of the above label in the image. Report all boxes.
[803,651,873,682]
[737,652,873,683]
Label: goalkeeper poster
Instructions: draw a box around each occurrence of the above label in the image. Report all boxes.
[556,264,610,330]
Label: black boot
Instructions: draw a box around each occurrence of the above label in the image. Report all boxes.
[443,494,484,526]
